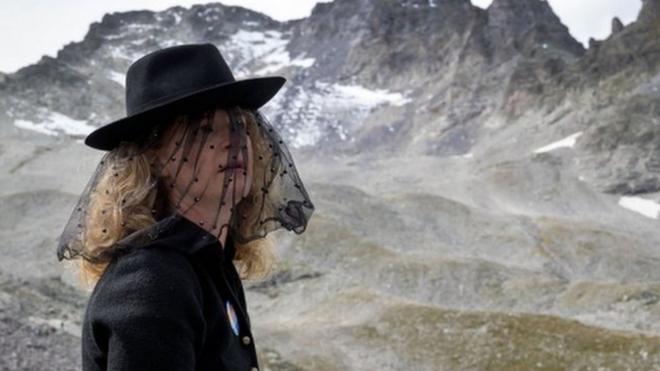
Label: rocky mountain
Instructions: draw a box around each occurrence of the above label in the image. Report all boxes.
[2,0,660,369]
[3,0,657,192]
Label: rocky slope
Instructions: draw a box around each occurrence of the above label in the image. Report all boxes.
[2,0,660,370]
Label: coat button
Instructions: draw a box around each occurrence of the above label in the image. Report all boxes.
[242,335,251,345]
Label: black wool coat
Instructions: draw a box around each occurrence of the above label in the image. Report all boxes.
[81,215,260,371]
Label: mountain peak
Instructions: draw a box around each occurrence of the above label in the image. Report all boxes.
[487,0,562,33]
[611,17,624,34]
[486,0,584,58]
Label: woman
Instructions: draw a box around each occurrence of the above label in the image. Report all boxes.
[56,43,315,370]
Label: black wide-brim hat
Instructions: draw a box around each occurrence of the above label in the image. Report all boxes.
[84,42,286,151]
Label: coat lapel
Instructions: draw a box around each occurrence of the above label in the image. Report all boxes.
[197,244,252,331]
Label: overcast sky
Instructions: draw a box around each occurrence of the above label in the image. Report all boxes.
[0,0,642,74]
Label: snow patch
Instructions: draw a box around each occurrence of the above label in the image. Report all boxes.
[226,30,289,76]
[224,30,316,76]
[108,71,125,86]
[157,9,182,25]
[102,33,127,40]
[108,45,141,62]
[102,23,160,42]
[14,111,96,137]
[123,23,158,31]
[325,83,411,107]
[291,57,315,69]
[450,152,474,159]
[262,81,411,147]
[160,39,182,48]
[533,131,583,153]
[618,196,660,219]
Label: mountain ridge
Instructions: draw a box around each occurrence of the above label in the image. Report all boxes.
[0,0,658,193]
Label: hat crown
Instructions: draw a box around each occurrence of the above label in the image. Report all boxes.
[83,42,285,151]
[125,43,235,115]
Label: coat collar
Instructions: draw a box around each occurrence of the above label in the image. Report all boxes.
[120,212,236,261]
[114,212,251,329]
[152,214,251,328]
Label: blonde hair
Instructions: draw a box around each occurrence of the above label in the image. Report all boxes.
[75,107,278,289]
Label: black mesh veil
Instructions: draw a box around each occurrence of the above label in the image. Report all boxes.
[56,105,315,263]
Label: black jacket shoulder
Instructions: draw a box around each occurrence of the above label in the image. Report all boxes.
[82,246,206,371]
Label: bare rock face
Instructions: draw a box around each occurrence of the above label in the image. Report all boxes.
[611,17,624,34]
[558,0,660,194]
[481,0,587,121]
[570,1,659,84]
[638,0,660,24]
[486,0,584,59]
[288,0,481,86]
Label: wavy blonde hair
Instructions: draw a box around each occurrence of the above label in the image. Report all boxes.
[75,106,278,289]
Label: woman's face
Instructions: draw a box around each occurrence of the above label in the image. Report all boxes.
[151,107,254,214]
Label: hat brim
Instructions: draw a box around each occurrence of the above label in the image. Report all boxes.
[84,76,286,151]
